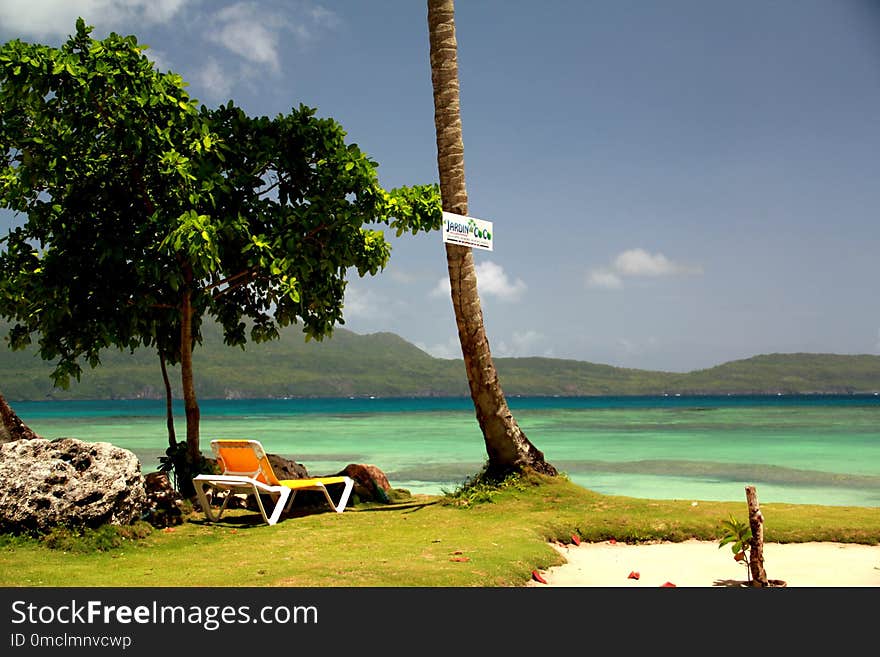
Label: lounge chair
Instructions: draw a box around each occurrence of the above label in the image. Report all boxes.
[192,439,355,526]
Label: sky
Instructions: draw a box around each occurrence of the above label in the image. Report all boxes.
[1,0,879,373]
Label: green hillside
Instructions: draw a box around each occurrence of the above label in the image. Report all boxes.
[2,322,879,400]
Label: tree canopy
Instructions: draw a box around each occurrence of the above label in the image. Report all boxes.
[0,19,442,474]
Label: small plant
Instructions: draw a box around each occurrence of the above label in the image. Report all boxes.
[719,515,753,583]
[158,440,217,497]
[441,466,528,508]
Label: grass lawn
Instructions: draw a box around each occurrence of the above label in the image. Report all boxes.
[1,475,878,587]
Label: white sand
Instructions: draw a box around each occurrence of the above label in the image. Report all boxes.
[526,539,880,587]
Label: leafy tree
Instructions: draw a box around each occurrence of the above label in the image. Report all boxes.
[426,0,557,479]
[0,20,442,491]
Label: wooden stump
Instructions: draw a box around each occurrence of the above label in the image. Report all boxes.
[745,485,770,587]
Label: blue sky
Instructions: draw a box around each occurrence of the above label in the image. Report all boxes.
[1,0,879,372]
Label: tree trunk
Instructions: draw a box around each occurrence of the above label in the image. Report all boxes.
[159,349,176,450]
[0,391,41,443]
[179,277,201,467]
[427,0,557,478]
[745,485,770,587]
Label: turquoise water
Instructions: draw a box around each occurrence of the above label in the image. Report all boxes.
[12,395,880,507]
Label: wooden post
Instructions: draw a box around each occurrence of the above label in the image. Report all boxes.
[745,485,770,587]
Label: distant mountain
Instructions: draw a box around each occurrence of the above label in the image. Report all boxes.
[1,322,879,400]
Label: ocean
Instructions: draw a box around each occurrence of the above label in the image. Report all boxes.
[11,394,880,508]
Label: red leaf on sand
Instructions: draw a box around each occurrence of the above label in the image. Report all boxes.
[661,581,677,588]
[532,570,548,584]
[608,538,617,544]
[571,534,581,546]
[627,571,640,580]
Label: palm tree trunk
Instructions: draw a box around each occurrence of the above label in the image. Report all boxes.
[179,267,200,468]
[427,0,557,478]
[158,349,176,450]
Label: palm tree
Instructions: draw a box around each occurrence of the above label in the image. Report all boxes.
[426,0,557,479]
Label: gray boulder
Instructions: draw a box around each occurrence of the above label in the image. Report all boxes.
[0,437,148,534]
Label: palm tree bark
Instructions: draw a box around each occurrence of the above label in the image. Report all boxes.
[158,349,176,450]
[427,0,557,478]
[179,265,200,467]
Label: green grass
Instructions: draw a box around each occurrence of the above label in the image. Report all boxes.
[1,476,878,587]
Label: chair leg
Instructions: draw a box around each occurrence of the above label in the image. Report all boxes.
[320,478,354,513]
[194,479,219,522]
[251,486,270,525]
[283,490,299,513]
[266,488,291,526]
[334,477,355,513]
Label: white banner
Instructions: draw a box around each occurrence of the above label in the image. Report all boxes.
[441,212,493,251]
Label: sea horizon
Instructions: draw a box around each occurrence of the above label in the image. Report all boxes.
[11,394,880,508]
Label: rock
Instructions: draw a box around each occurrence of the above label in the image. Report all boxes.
[0,438,147,534]
[267,453,310,480]
[236,454,310,513]
[0,392,40,443]
[142,471,187,527]
[334,463,393,503]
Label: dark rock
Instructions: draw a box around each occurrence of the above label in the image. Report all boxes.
[142,471,186,527]
[0,392,40,443]
[334,463,392,503]
[267,453,309,480]
[0,438,147,534]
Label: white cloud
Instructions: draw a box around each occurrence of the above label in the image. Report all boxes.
[587,248,702,289]
[342,284,384,321]
[0,0,189,38]
[195,57,235,99]
[420,330,551,359]
[207,3,283,71]
[389,268,419,284]
[417,336,462,360]
[205,2,339,73]
[430,261,526,302]
[614,248,701,277]
[616,336,658,357]
[495,330,550,357]
[144,47,172,73]
[586,269,623,289]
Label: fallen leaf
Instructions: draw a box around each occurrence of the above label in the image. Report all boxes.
[627,571,640,580]
[450,556,470,562]
[661,581,677,588]
[571,534,581,546]
[531,570,548,584]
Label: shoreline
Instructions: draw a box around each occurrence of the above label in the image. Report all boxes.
[527,539,880,587]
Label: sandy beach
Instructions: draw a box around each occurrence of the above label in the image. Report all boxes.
[527,539,880,587]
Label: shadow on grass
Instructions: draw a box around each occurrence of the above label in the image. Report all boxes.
[352,500,440,513]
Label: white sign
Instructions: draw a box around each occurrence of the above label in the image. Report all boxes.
[441,211,494,251]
